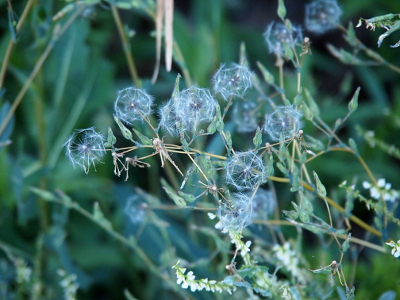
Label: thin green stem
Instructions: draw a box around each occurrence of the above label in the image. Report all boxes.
[111,5,140,87]
[0,0,35,89]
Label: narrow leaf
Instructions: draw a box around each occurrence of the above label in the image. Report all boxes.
[161,178,186,207]
[348,87,360,113]
[253,127,262,147]
[113,114,134,142]
[313,171,327,198]
[277,0,286,20]
[131,127,152,145]
[104,126,117,148]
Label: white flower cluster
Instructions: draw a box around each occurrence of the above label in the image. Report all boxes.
[362,178,399,202]
[58,269,79,300]
[386,240,400,258]
[273,242,310,285]
[172,261,237,294]
[209,213,252,258]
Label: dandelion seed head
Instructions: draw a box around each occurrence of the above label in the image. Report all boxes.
[305,0,342,34]
[213,63,253,101]
[225,151,266,191]
[64,127,105,174]
[114,87,154,124]
[264,105,303,142]
[263,22,303,57]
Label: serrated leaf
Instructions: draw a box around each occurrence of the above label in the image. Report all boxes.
[253,127,262,147]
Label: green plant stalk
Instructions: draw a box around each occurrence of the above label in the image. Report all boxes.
[0,0,35,89]
[111,5,140,87]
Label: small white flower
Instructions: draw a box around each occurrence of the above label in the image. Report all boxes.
[386,240,400,258]
[208,212,217,219]
[363,179,399,202]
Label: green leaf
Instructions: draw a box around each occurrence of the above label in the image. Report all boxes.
[256,61,275,85]
[93,202,113,230]
[341,233,351,253]
[282,209,299,220]
[348,138,359,155]
[113,114,135,142]
[104,126,117,148]
[224,130,232,150]
[178,191,196,203]
[198,155,216,180]
[301,102,313,121]
[131,127,152,145]
[292,201,309,223]
[309,264,334,275]
[344,188,355,217]
[171,73,181,98]
[30,187,57,202]
[253,127,262,147]
[303,88,320,117]
[305,134,325,151]
[344,22,357,47]
[313,171,326,198]
[266,154,274,177]
[293,90,303,106]
[277,0,286,20]
[348,87,360,113]
[301,196,314,215]
[124,289,138,300]
[161,178,186,208]
[207,116,217,134]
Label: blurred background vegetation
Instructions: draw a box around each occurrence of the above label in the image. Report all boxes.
[0,0,400,299]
